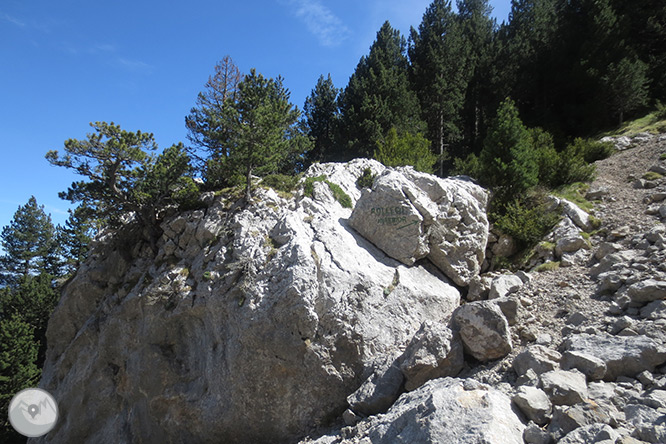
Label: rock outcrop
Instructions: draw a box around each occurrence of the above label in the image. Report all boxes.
[36,159,486,444]
[349,168,489,286]
[33,133,666,444]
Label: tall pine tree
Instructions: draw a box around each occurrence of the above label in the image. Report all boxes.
[185,56,242,187]
[224,69,311,200]
[457,0,497,151]
[479,98,538,203]
[339,21,425,159]
[0,197,60,286]
[303,74,340,163]
[410,0,471,175]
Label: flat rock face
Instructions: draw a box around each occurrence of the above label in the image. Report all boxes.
[349,168,489,286]
[36,159,463,444]
[308,378,525,444]
[562,333,666,381]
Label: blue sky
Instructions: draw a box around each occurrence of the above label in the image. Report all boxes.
[0,0,511,232]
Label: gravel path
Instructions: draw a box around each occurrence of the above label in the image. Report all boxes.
[462,133,666,390]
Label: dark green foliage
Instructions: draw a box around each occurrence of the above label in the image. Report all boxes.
[338,21,425,159]
[304,74,340,163]
[0,315,40,442]
[185,55,242,186]
[261,174,300,193]
[0,273,59,345]
[46,122,199,244]
[479,98,538,202]
[656,102,666,120]
[0,197,60,286]
[356,168,377,189]
[451,153,481,178]
[602,57,650,125]
[374,128,437,173]
[492,190,561,248]
[220,69,312,200]
[555,139,598,185]
[409,0,470,173]
[456,0,497,151]
[303,175,352,208]
[58,205,94,273]
[576,139,615,164]
[530,128,560,187]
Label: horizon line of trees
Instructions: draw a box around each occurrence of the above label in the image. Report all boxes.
[303,0,664,172]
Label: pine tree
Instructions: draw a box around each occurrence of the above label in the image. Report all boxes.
[224,69,311,201]
[58,204,95,273]
[0,197,60,286]
[339,21,425,159]
[0,315,40,443]
[185,55,242,187]
[479,98,538,203]
[46,122,198,247]
[303,74,340,163]
[409,0,471,175]
[612,0,666,100]
[502,0,560,129]
[456,0,497,151]
[603,57,649,125]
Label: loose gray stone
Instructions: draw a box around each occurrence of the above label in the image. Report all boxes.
[399,320,464,391]
[513,345,562,376]
[523,422,552,444]
[347,357,404,416]
[541,369,588,405]
[488,274,523,299]
[561,350,607,380]
[453,300,513,361]
[558,424,619,444]
[358,378,526,444]
[563,333,666,380]
[513,386,553,425]
[627,279,666,303]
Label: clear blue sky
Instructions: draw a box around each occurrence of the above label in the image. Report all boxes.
[0,0,511,231]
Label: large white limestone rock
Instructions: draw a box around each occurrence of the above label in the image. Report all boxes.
[349,167,489,286]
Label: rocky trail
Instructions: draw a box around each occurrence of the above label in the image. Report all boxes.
[34,135,666,444]
[302,134,666,444]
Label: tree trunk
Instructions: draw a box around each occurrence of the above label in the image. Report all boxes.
[438,113,444,177]
[245,165,253,202]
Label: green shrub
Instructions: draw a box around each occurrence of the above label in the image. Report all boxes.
[656,101,666,120]
[480,98,539,203]
[374,128,437,173]
[356,168,377,189]
[557,143,596,185]
[567,138,615,163]
[534,261,560,272]
[451,153,481,179]
[660,153,666,160]
[530,128,560,187]
[304,175,352,208]
[492,190,561,248]
[261,173,300,193]
[643,171,663,181]
[304,175,326,197]
[327,182,352,208]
